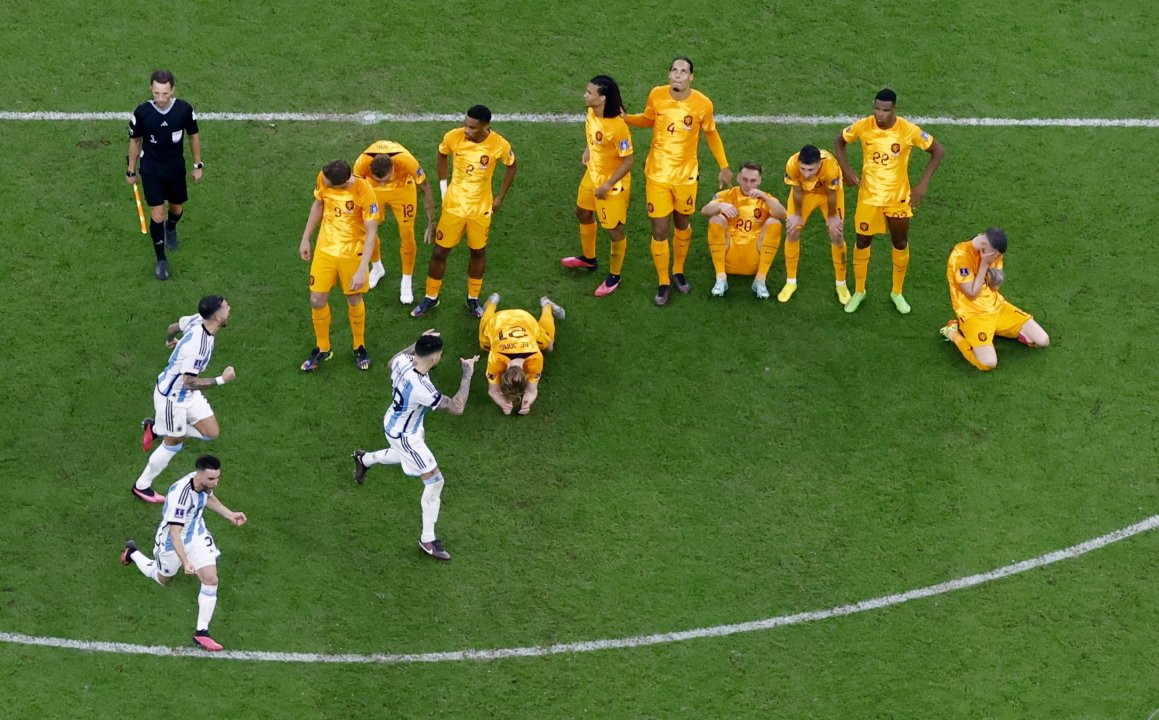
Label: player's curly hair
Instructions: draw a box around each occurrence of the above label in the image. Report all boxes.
[369,154,393,179]
[322,159,352,185]
[499,366,528,404]
[590,75,624,119]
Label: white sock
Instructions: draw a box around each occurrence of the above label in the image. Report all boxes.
[184,426,208,440]
[372,260,385,272]
[836,280,847,287]
[363,448,401,467]
[786,278,797,285]
[401,274,412,284]
[420,475,444,543]
[135,443,182,490]
[131,550,155,575]
[196,584,218,631]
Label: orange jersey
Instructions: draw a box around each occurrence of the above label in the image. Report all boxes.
[784,150,843,194]
[313,171,383,258]
[585,108,633,189]
[711,186,778,240]
[352,140,427,190]
[481,309,550,383]
[841,116,934,206]
[439,128,515,217]
[947,240,1007,320]
[638,86,717,184]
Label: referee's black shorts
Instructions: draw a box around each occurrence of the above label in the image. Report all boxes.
[140,164,189,206]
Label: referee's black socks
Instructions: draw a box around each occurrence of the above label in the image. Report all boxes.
[165,210,183,231]
[149,219,167,260]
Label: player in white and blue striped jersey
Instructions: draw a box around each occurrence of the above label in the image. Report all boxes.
[353,330,478,561]
[120,454,248,651]
[132,295,236,504]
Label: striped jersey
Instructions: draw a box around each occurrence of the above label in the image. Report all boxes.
[156,314,215,401]
[155,472,213,551]
[383,354,442,438]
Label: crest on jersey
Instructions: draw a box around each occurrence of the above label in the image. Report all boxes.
[480,155,490,166]
[683,114,694,127]
[595,131,604,142]
[754,208,763,219]
[171,130,184,143]
[618,139,630,151]
[890,143,901,154]
[345,201,355,211]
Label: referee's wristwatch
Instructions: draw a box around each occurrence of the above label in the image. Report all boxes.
[126,169,136,178]
[193,162,205,170]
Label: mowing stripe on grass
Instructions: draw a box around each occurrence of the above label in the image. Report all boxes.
[1,111,1157,127]
[3,512,1157,664]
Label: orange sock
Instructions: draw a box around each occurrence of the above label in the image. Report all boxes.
[784,239,800,281]
[347,302,366,349]
[425,277,443,299]
[399,226,417,276]
[467,277,483,299]
[831,244,848,283]
[650,238,671,285]
[610,237,627,275]
[758,222,782,277]
[951,332,993,371]
[707,222,727,275]
[579,222,598,260]
[672,226,692,274]
[311,304,332,353]
[853,245,871,293]
[370,236,381,264]
[891,246,910,295]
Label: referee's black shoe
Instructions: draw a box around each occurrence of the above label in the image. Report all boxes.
[165,227,179,251]
[155,260,170,281]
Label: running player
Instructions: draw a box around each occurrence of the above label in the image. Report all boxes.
[352,331,479,561]
[625,55,732,306]
[478,293,565,414]
[834,88,945,314]
[352,140,437,303]
[700,163,787,298]
[560,75,634,297]
[133,295,234,504]
[782,144,849,305]
[120,454,247,652]
[298,159,383,372]
[412,106,517,319]
[940,227,1049,370]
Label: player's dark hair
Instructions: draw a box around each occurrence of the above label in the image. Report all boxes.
[984,227,1008,254]
[195,454,221,471]
[322,159,352,185]
[590,75,624,119]
[198,295,225,320]
[672,55,694,74]
[415,334,444,358]
[467,104,492,124]
[739,161,763,175]
[875,88,897,105]
[150,69,175,87]
[369,154,393,179]
[798,145,821,165]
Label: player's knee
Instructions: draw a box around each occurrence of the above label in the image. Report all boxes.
[978,356,998,371]
[575,207,594,223]
[308,294,328,309]
[469,248,486,260]
[891,237,909,250]
[708,215,727,227]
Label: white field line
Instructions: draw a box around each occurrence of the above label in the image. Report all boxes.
[0,110,1157,127]
[3,513,1157,665]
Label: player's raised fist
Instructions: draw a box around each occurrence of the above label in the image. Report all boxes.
[221,366,237,383]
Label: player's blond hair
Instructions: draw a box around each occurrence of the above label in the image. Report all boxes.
[499,366,528,404]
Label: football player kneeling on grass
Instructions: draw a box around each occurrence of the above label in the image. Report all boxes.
[478,293,565,415]
[940,227,1049,371]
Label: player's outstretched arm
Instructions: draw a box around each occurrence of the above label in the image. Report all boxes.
[207,495,247,526]
[436,356,479,416]
[182,366,236,391]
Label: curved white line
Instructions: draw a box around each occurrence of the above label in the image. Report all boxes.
[0,110,1157,127]
[3,513,1156,664]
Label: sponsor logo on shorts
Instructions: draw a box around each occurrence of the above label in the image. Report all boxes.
[647,202,654,213]
[859,222,869,232]
[978,332,988,342]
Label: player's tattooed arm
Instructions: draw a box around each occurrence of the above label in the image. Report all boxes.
[436,356,479,415]
[182,366,236,390]
[165,322,183,348]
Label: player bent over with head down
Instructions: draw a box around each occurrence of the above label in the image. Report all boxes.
[700,163,787,298]
[299,159,383,372]
[783,144,849,305]
[478,293,565,415]
[561,75,634,297]
[412,105,517,319]
[134,295,235,504]
[940,227,1048,371]
[352,140,437,302]
[121,454,247,651]
[352,332,479,561]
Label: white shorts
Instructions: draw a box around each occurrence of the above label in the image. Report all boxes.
[152,388,214,438]
[386,432,438,477]
[154,529,221,576]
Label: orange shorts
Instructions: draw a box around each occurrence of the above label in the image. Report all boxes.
[577,173,630,229]
[645,179,698,218]
[435,211,491,250]
[853,201,911,236]
[958,302,1033,347]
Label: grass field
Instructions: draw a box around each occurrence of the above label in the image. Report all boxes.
[3,1,1159,718]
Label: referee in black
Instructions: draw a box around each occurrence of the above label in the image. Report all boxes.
[126,70,204,281]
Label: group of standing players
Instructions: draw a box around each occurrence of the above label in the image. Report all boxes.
[116,57,1050,651]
